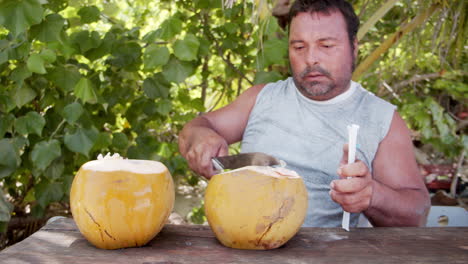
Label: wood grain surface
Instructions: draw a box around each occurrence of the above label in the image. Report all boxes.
[1,218,467,264]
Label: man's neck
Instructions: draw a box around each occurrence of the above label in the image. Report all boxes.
[299,81,352,102]
[296,81,356,105]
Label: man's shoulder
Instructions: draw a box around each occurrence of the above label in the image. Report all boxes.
[353,81,395,109]
[257,77,293,96]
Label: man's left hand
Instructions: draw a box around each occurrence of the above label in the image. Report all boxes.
[329,144,374,213]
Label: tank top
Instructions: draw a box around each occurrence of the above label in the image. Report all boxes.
[241,77,396,227]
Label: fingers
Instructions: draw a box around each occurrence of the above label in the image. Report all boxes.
[331,177,368,193]
[330,160,373,212]
[337,161,370,179]
[184,135,229,179]
[329,185,372,213]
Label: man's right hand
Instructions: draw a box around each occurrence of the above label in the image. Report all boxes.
[178,84,266,180]
[179,125,229,179]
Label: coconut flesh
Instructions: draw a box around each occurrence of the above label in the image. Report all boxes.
[70,153,174,249]
[204,165,308,250]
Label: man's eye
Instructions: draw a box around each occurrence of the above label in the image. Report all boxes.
[323,44,334,48]
[294,46,304,50]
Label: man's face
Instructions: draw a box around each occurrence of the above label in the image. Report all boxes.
[289,11,357,101]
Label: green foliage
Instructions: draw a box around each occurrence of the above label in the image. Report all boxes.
[78,6,100,24]
[0,0,272,224]
[188,202,207,224]
[0,0,465,230]
[0,0,44,37]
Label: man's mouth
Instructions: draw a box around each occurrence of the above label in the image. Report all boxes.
[307,72,323,77]
[304,72,326,79]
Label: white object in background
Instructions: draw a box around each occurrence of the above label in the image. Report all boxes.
[342,124,360,231]
[426,206,468,227]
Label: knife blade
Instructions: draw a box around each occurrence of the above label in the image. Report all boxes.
[212,152,282,170]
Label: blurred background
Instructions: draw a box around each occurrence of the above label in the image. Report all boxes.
[0,0,466,249]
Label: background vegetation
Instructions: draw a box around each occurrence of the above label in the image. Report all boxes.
[0,0,466,248]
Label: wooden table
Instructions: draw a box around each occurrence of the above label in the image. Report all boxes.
[1,218,467,263]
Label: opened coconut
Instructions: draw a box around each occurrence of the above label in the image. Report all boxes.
[70,153,174,249]
[205,166,308,250]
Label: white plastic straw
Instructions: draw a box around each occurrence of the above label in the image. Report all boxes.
[342,124,360,231]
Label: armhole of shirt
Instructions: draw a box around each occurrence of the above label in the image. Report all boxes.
[379,106,397,142]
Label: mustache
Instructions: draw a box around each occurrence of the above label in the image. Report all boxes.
[299,65,331,79]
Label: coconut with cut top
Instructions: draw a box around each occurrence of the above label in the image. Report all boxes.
[204,165,308,250]
[70,153,174,249]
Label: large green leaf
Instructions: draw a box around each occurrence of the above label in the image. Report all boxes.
[15,111,46,136]
[62,102,83,124]
[0,51,7,66]
[92,132,112,152]
[30,14,65,42]
[162,56,195,83]
[261,38,288,67]
[0,113,15,138]
[112,132,128,150]
[48,65,81,92]
[253,71,283,85]
[7,40,31,61]
[0,0,44,37]
[156,17,183,40]
[27,54,47,74]
[156,99,173,115]
[13,84,37,108]
[174,34,200,61]
[84,31,115,60]
[0,139,20,178]
[64,127,98,157]
[0,90,16,113]
[0,40,8,64]
[71,30,102,53]
[143,45,170,70]
[198,38,211,57]
[45,0,69,12]
[194,0,222,9]
[78,5,100,24]
[44,159,64,180]
[74,77,97,104]
[35,181,64,208]
[40,49,56,63]
[11,65,32,85]
[30,139,61,171]
[12,136,29,154]
[143,73,170,99]
[109,41,142,70]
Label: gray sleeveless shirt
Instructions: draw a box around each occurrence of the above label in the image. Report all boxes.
[241,77,396,227]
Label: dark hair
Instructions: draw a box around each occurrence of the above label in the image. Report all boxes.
[288,0,360,50]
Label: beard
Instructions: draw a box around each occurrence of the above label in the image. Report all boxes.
[292,64,336,97]
[291,54,356,99]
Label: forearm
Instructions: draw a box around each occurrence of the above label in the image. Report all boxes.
[364,180,430,227]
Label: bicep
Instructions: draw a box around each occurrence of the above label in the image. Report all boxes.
[372,111,425,189]
[203,84,266,144]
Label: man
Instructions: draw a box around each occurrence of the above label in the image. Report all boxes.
[178,0,430,227]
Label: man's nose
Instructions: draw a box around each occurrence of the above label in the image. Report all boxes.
[305,47,320,66]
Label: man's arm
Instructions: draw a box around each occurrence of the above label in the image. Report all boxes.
[178,84,266,178]
[364,112,430,226]
[330,111,430,226]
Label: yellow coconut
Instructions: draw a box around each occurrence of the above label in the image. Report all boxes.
[205,166,308,250]
[70,154,174,249]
